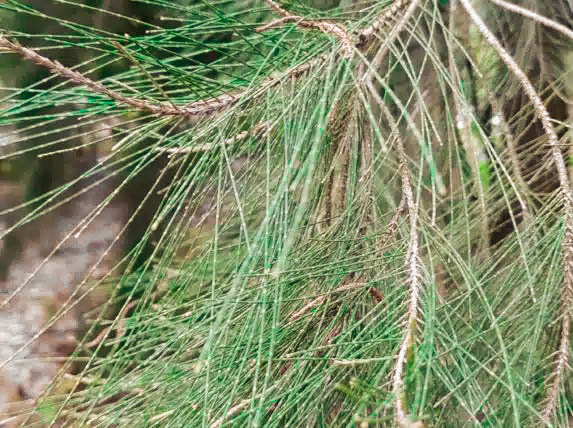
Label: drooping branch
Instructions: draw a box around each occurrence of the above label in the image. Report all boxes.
[0,36,237,118]
[0,35,322,119]
[449,0,490,257]
[458,0,573,421]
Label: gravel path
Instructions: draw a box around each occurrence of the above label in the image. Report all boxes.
[0,179,128,426]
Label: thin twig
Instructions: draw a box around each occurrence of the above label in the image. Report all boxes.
[258,0,353,57]
[209,400,243,426]
[379,102,422,428]
[289,295,327,323]
[333,357,387,366]
[156,121,272,154]
[85,300,135,348]
[209,385,278,428]
[288,281,363,323]
[458,0,573,421]
[490,0,573,41]
[262,0,291,15]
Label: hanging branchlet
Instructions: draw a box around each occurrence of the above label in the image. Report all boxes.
[458,0,573,421]
[378,102,423,428]
[450,0,491,258]
[257,0,353,58]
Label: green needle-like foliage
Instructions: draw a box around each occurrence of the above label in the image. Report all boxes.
[0,0,573,426]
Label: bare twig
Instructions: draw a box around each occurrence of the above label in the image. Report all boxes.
[262,0,291,15]
[289,295,327,323]
[210,399,250,428]
[378,101,422,427]
[156,121,272,154]
[490,0,573,41]
[458,0,573,421]
[288,281,363,323]
[258,0,353,57]
[257,16,305,32]
[333,357,387,366]
[209,385,278,428]
[85,300,135,348]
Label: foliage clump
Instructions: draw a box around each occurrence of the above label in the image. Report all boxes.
[1,0,573,426]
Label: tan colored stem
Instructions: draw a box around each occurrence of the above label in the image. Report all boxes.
[0,36,235,117]
[379,101,422,427]
[156,121,272,154]
[0,36,319,119]
[288,281,363,323]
